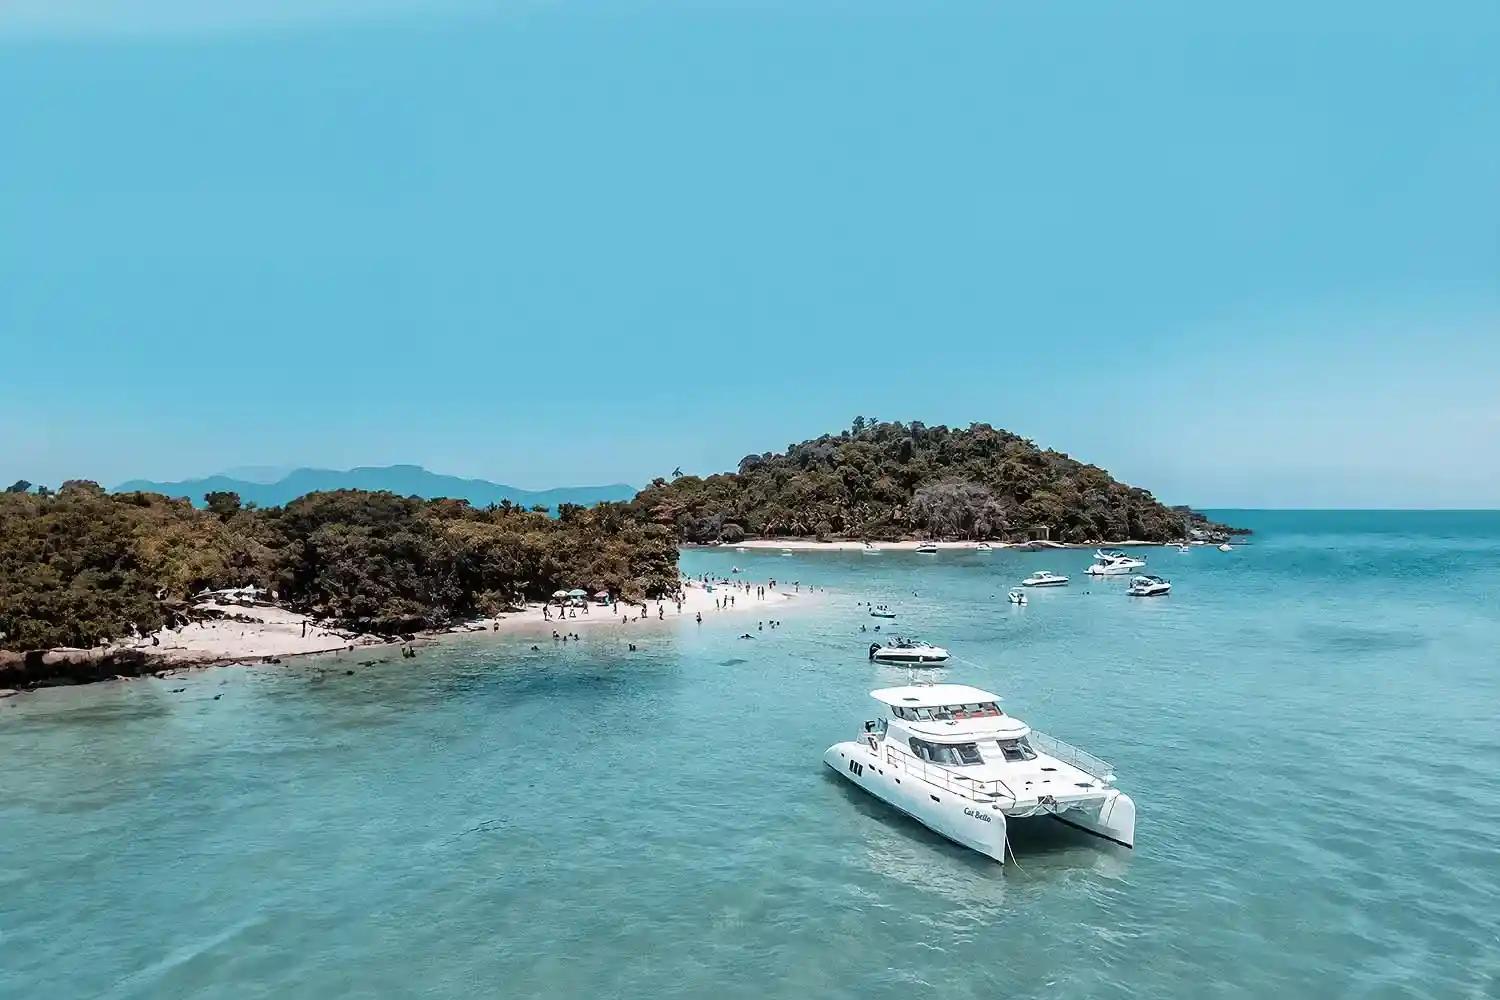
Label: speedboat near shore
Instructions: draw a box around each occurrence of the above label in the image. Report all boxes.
[1021,570,1069,587]
[976,542,992,552]
[1127,575,1171,597]
[1007,589,1027,605]
[868,637,950,665]
[825,683,1135,863]
[914,542,939,554]
[1095,549,1146,569]
[868,603,897,619]
[1084,557,1134,576]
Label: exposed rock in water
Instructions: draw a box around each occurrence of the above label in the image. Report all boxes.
[0,647,154,689]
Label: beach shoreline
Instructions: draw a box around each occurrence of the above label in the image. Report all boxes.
[0,575,818,695]
[722,538,1175,552]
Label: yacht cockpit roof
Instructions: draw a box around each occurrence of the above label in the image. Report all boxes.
[870,684,1001,708]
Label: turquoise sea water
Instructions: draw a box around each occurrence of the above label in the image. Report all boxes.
[3,511,1499,998]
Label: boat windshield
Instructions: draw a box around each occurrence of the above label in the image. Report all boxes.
[892,702,1001,721]
[996,738,1038,762]
[909,738,984,766]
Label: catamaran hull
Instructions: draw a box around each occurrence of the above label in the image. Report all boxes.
[824,741,1009,862]
[1049,791,1136,848]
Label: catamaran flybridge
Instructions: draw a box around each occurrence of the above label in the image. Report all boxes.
[825,684,1135,863]
[868,637,950,665]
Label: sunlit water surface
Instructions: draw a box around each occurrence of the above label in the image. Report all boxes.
[3,511,1499,998]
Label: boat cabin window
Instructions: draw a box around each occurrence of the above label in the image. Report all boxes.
[908,738,983,766]
[889,702,1001,720]
[996,738,1037,762]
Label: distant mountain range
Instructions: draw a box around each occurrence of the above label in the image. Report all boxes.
[115,465,637,510]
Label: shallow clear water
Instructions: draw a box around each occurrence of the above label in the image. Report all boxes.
[3,511,1499,999]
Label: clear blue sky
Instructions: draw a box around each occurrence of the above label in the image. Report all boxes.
[3,1,1496,507]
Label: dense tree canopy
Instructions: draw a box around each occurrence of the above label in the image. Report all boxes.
[0,485,678,650]
[635,419,1239,545]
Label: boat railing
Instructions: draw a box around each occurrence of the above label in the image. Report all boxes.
[1028,730,1115,783]
[882,743,1018,803]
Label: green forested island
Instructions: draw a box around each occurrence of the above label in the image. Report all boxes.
[0,482,677,652]
[635,419,1237,545]
[1,418,1237,664]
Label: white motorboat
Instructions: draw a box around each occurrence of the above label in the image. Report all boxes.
[1127,575,1171,597]
[868,605,898,619]
[1095,549,1146,569]
[825,683,1136,863]
[1218,542,1233,552]
[1007,589,1027,605]
[1084,557,1134,576]
[976,542,992,551]
[1178,544,1190,553]
[781,549,794,556]
[914,542,939,554]
[1021,570,1069,587]
[862,543,882,555]
[868,637,950,665]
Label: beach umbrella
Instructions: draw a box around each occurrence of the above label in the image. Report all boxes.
[567,589,588,597]
[552,590,569,599]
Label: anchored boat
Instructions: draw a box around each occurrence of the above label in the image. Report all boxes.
[914,542,939,554]
[1127,575,1171,597]
[868,637,950,665]
[825,683,1135,863]
[1021,570,1069,587]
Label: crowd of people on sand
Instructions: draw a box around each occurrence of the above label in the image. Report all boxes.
[515,570,826,653]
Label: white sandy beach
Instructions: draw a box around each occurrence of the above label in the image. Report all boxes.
[128,602,387,664]
[104,575,813,671]
[469,576,809,637]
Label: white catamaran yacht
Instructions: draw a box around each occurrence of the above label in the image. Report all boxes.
[1021,570,1069,587]
[825,684,1135,862]
[868,637,950,665]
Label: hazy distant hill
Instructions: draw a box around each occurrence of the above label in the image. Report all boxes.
[115,465,636,510]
